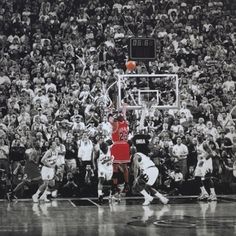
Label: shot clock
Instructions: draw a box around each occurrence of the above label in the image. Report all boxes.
[128,38,156,60]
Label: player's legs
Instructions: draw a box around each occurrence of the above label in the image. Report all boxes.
[195,160,209,200]
[38,181,52,202]
[112,164,120,194]
[33,167,54,202]
[144,168,168,204]
[7,180,27,201]
[104,169,116,202]
[119,163,130,193]
[32,181,48,203]
[140,189,154,206]
[98,177,104,203]
[145,185,169,204]
[204,159,216,200]
[46,179,57,199]
[132,171,158,206]
[98,175,105,203]
[132,174,153,206]
[205,174,217,201]
[195,176,209,200]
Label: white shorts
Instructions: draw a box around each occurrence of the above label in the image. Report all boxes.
[143,166,159,186]
[41,166,55,180]
[194,158,213,178]
[98,164,113,181]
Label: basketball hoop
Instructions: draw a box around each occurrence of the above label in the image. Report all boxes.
[117,74,179,111]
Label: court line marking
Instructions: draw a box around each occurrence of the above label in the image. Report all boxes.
[0,196,198,202]
[0,195,236,202]
[87,198,100,207]
[68,199,77,208]
[218,197,236,202]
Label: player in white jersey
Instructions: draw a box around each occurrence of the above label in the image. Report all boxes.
[55,137,66,180]
[132,152,169,206]
[194,141,217,201]
[94,140,114,204]
[32,141,58,203]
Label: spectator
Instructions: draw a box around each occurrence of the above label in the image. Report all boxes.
[77,132,94,185]
[205,121,219,142]
[0,136,10,175]
[172,137,189,179]
[167,165,184,195]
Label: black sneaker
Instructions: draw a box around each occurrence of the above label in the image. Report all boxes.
[6,192,12,202]
[112,187,120,196]
[122,184,130,193]
[98,195,103,204]
[6,192,17,202]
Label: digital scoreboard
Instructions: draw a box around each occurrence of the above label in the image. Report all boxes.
[128,38,156,60]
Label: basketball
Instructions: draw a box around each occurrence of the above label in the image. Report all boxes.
[126,61,136,71]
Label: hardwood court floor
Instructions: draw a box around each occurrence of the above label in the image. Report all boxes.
[1,195,236,236]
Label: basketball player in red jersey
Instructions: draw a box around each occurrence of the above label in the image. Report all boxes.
[111,113,129,142]
[109,105,130,195]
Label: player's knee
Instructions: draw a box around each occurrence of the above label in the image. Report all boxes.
[48,179,55,187]
[112,172,119,179]
[113,164,119,173]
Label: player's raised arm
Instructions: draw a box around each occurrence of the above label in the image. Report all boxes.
[121,102,128,121]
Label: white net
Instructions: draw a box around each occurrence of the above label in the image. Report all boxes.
[117,74,179,110]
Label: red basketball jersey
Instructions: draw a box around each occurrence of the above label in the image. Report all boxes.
[112,121,129,142]
[111,142,130,163]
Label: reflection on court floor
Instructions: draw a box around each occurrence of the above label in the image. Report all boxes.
[1,196,236,236]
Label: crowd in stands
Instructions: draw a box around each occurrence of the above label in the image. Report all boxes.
[0,0,236,198]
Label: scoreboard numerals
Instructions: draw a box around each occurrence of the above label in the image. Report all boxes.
[129,38,156,60]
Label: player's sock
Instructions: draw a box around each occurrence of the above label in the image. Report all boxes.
[140,190,153,200]
[210,188,216,196]
[200,186,208,195]
[51,189,58,198]
[40,189,50,201]
[98,189,103,197]
[34,189,41,197]
[154,190,169,204]
[32,189,42,203]
[141,190,153,206]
